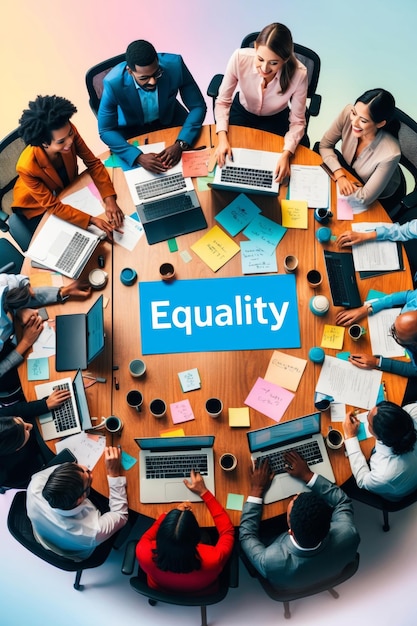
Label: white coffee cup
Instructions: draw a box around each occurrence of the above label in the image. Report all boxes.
[326,428,344,450]
[219,453,237,471]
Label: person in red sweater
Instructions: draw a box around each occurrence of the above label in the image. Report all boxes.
[136,469,235,594]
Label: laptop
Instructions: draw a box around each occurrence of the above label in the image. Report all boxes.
[124,162,207,245]
[134,435,215,503]
[247,413,335,504]
[211,148,280,196]
[35,369,93,441]
[324,250,362,308]
[26,214,106,279]
[55,295,105,371]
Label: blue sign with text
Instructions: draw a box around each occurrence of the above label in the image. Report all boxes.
[139,275,300,355]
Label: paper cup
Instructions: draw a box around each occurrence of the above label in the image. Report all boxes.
[219,453,237,472]
[205,397,223,418]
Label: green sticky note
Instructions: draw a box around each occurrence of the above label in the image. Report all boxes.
[168,238,178,252]
[226,493,244,511]
[336,352,350,361]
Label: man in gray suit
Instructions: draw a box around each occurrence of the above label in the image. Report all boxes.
[240,451,360,590]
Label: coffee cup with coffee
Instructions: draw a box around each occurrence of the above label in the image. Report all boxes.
[219,452,237,472]
[126,390,143,412]
[205,397,223,418]
[307,269,323,288]
[348,324,366,341]
[326,428,344,450]
[150,398,167,419]
[105,415,123,435]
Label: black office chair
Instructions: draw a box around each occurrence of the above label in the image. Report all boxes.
[121,539,239,626]
[0,238,24,274]
[7,490,118,590]
[240,549,360,619]
[0,129,25,232]
[207,33,321,147]
[85,53,126,117]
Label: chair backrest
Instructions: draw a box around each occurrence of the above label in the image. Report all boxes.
[395,107,417,192]
[0,128,25,217]
[0,238,24,273]
[85,53,126,117]
[240,32,321,100]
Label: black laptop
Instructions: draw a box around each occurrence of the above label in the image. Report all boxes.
[55,295,105,371]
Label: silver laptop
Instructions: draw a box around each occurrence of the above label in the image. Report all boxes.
[26,214,105,278]
[247,413,335,503]
[35,369,93,441]
[135,435,215,503]
[211,148,280,196]
[124,161,207,245]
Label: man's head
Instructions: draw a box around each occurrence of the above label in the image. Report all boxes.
[391,311,417,347]
[125,40,161,91]
[368,401,417,455]
[42,463,93,510]
[287,492,332,548]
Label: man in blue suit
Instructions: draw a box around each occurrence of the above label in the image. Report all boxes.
[240,452,360,590]
[98,40,207,172]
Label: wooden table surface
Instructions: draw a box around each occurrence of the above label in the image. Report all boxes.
[20,125,411,525]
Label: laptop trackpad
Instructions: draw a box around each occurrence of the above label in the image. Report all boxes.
[165,482,199,503]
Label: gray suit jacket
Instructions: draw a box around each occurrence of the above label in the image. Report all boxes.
[239,475,360,590]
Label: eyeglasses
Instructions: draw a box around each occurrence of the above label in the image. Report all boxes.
[135,67,163,84]
[389,324,417,347]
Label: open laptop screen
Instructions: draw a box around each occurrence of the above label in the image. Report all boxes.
[135,435,215,452]
[72,369,92,430]
[87,295,105,364]
[247,413,321,453]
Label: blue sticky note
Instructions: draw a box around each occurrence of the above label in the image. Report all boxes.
[120,450,137,471]
[377,384,385,404]
[215,193,261,236]
[240,240,277,274]
[27,357,49,381]
[357,422,368,441]
[226,493,245,511]
[336,352,350,361]
[366,289,387,301]
[243,215,287,255]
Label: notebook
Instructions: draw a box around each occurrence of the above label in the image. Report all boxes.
[35,369,93,441]
[247,413,335,503]
[324,250,362,308]
[211,148,280,196]
[26,215,105,279]
[134,435,215,503]
[55,295,105,371]
[124,162,207,245]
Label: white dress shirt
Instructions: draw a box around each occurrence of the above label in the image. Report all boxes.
[27,465,128,561]
[344,403,417,500]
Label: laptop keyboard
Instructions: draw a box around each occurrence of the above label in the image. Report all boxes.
[55,231,90,273]
[324,251,361,308]
[135,173,186,200]
[145,454,208,479]
[220,166,273,188]
[52,383,77,432]
[258,440,323,475]
[142,193,193,220]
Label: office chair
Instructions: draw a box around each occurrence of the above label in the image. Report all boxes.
[240,549,360,619]
[85,53,126,117]
[0,238,24,274]
[0,129,25,232]
[121,539,239,626]
[7,490,118,590]
[207,33,321,147]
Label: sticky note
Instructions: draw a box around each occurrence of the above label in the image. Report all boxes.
[229,407,250,427]
[226,493,245,511]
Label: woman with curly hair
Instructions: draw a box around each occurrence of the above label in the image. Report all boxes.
[12,95,124,247]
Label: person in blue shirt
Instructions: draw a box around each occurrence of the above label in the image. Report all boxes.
[337,220,417,248]
[98,39,207,172]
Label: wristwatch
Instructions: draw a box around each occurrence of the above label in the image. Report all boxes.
[175,139,191,151]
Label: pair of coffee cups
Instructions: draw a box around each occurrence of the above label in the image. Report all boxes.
[126,390,167,418]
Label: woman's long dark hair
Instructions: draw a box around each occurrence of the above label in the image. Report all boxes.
[255,23,297,93]
[373,401,417,455]
[152,509,202,573]
[355,88,400,138]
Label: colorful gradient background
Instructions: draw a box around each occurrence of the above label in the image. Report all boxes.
[2,1,417,625]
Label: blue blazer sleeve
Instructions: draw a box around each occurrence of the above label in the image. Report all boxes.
[98,56,206,167]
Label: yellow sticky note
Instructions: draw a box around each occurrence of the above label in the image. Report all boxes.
[321,325,345,350]
[281,199,308,229]
[160,427,185,438]
[191,225,240,272]
[229,407,250,427]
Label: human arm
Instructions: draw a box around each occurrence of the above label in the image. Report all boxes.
[281,64,308,156]
[375,220,417,242]
[172,56,206,147]
[29,280,92,307]
[337,229,377,248]
[95,446,128,541]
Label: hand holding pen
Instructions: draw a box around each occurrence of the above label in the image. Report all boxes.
[348,354,379,370]
[343,410,361,438]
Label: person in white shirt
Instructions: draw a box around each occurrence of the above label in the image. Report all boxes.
[343,401,417,501]
[26,446,128,561]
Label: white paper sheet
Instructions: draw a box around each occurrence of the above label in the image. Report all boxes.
[289,164,329,208]
[351,223,400,271]
[368,307,406,357]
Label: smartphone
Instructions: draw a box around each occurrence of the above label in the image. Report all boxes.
[38,307,49,321]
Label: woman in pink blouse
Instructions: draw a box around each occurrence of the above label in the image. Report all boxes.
[215,23,308,182]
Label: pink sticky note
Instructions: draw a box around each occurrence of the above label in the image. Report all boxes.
[337,196,354,220]
[170,399,195,424]
[244,377,294,422]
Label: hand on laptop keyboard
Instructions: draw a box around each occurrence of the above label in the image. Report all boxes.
[283,451,314,483]
[183,468,209,498]
[46,387,72,410]
[250,458,274,499]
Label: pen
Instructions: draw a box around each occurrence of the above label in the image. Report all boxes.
[192,145,207,151]
[382,380,388,401]
[350,355,362,360]
[114,376,119,390]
